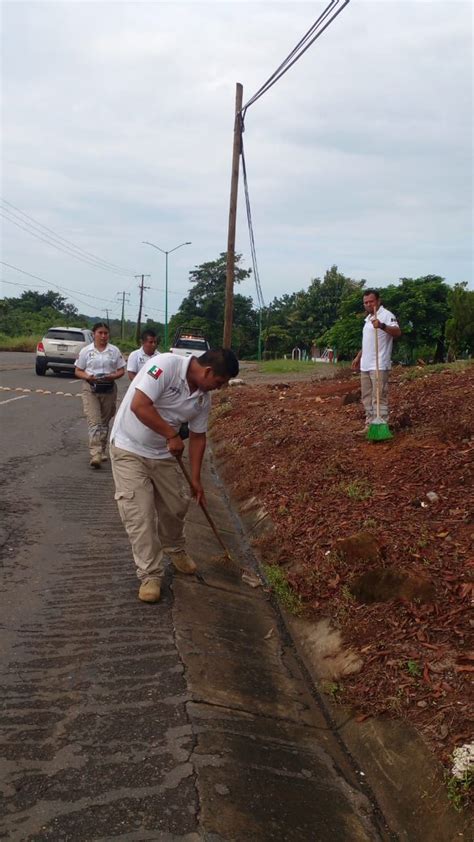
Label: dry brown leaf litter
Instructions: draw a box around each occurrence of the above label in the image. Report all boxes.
[211,366,474,768]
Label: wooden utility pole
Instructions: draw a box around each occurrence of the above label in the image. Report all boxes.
[135,275,150,345]
[223,82,243,348]
[117,291,130,341]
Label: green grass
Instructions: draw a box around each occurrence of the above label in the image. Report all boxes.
[322,681,344,701]
[398,360,473,382]
[257,358,344,375]
[446,770,472,812]
[406,659,422,678]
[0,333,41,352]
[341,478,373,501]
[263,564,302,615]
[0,333,158,356]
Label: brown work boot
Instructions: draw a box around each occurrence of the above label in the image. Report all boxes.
[90,453,102,468]
[138,579,161,603]
[354,425,370,437]
[170,551,197,575]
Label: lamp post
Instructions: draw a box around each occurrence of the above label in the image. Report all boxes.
[142,240,191,349]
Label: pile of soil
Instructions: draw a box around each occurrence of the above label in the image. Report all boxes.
[211,365,473,769]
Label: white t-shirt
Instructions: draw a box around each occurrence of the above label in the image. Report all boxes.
[127,347,155,375]
[361,305,399,371]
[111,352,211,459]
[75,342,125,375]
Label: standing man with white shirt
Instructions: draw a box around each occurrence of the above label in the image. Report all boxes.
[110,348,239,604]
[351,290,401,433]
[127,329,158,381]
[75,322,126,467]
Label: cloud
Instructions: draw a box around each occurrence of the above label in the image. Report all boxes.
[1,0,472,323]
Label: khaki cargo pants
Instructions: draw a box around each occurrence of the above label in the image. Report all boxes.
[110,443,190,583]
[361,370,390,424]
[82,383,117,458]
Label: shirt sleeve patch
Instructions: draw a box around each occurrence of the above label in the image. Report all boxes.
[147,365,163,380]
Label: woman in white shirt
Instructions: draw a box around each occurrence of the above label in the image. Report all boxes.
[75,323,126,468]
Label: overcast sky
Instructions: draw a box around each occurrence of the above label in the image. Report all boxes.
[1,0,472,326]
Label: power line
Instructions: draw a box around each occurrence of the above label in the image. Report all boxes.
[147,285,187,297]
[1,209,136,278]
[241,138,265,311]
[0,198,137,276]
[241,137,267,361]
[128,302,165,315]
[1,276,112,315]
[0,261,115,304]
[241,0,351,117]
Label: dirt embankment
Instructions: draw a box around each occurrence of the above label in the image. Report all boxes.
[211,365,473,773]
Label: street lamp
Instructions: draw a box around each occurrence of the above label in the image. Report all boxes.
[142,240,191,350]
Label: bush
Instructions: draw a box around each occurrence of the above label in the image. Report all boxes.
[0,333,40,352]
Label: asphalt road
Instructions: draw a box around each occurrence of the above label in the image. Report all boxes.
[1,354,200,839]
[0,352,387,842]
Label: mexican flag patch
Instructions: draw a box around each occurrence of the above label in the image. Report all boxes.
[147,365,163,380]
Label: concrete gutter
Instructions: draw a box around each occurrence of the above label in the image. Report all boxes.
[173,452,390,840]
[208,441,471,841]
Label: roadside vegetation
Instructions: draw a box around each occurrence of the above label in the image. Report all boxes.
[257,359,337,375]
[211,362,473,807]
[0,333,40,352]
[263,564,302,615]
[2,260,472,362]
[0,289,163,354]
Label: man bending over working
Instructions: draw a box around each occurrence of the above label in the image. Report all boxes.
[110,348,239,603]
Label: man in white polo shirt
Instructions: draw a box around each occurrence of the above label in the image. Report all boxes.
[351,289,401,433]
[110,348,239,603]
[127,329,158,381]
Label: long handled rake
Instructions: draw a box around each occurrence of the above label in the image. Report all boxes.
[175,454,240,571]
[367,309,393,442]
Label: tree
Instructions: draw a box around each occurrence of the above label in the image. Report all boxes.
[320,276,453,362]
[262,324,293,357]
[169,253,257,355]
[318,289,366,358]
[265,266,364,354]
[382,275,450,363]
[306,266,364,340]
[14,290,76,314]
[0,289,80,337]
[445,283,474,358]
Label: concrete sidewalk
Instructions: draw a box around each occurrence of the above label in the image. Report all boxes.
[169,452,388,841]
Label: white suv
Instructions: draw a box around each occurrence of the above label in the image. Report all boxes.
[169,329,210,358]
[35,326,93,375]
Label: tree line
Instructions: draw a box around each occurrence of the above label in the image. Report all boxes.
[1,258,472,361]
[169,256,473,362]
[0,290,163,352]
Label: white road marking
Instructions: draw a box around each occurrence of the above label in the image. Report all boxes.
[0,395,29,406]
